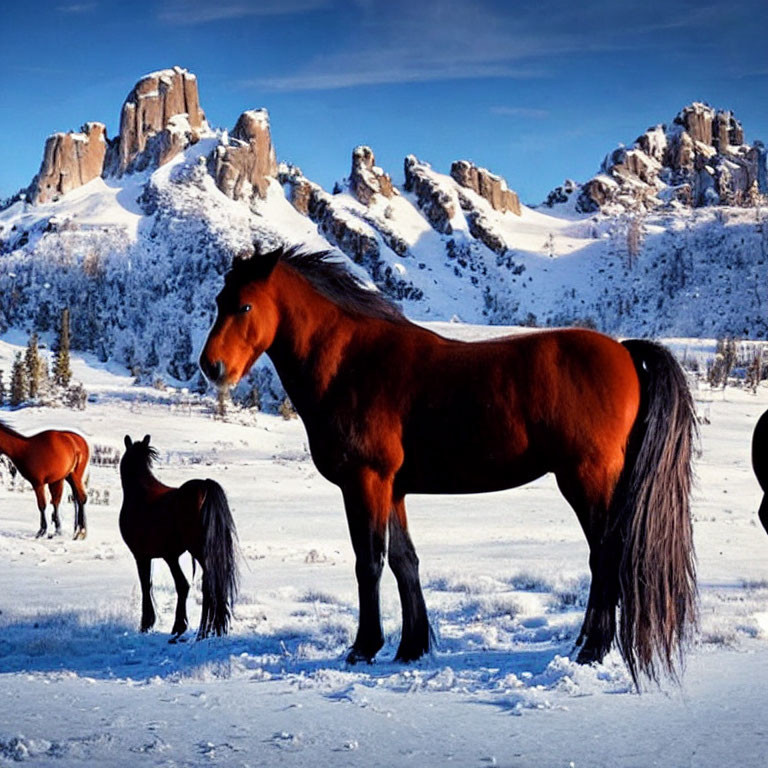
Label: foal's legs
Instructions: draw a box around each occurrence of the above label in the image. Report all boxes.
[49,479,64,536]
[342,469,390,663]
[135,556,156,632]
[165,556,190,639]
[556,462,621,665]
[388,499,431,661]
[33,485,48,538]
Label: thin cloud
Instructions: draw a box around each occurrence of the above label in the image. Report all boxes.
[57,2,97,12]
[491,106,550,119]
[158,0,329,24]
[249,65,547,92]
[236,0,727,92]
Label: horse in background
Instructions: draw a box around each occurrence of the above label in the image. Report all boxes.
[0,420,89,539]
[752,409,768,534]
[199,245,697,686]
[119,435,239,641]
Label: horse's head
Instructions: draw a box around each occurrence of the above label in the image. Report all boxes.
[200,249,282,387]
[120,434,156,480]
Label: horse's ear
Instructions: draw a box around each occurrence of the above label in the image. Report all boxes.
[250,247,282,280]
[142,434,151,446]
[124,435,132,449]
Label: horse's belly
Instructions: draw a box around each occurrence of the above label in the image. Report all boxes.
[397,450,547,495]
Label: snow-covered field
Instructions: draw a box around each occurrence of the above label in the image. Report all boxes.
[1,332,768,767]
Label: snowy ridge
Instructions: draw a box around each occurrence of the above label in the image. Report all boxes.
[1,81,768,400]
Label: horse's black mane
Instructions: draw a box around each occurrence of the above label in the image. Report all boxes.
[229,245,407,324]
[125,442,159,471]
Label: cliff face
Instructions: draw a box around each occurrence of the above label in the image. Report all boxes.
[349,146,395,205]
[209,110,278,202]
[450,161,521,216]
[562,102,767,213]
[117,67,206,174]
[30,123,108,204]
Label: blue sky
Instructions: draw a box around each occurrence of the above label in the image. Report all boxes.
[1,0,767,203]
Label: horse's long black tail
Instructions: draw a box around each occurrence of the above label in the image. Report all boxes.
[198,479,239,638]
[613,339,697,686]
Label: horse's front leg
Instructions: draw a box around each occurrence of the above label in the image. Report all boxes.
[135,556,156,632]
[342,469,391,664]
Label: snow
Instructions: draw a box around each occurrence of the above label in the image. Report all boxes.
[1,332,768,766]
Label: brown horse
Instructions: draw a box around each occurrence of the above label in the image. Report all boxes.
[119,435,239,640]
[200,246,697,685]
[0,420,89,539]
[752,408,768,534]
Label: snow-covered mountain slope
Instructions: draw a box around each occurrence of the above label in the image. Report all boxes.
[1,67,767,397]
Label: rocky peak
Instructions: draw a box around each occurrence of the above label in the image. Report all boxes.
[349,146,395,205]
[210,109,278,201]
[30,122,108,204]
[403,155,456,234]
[450,160,521,216]
[117,66,207,174]
[558,102,767,213]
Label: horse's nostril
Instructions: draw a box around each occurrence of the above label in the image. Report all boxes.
[199,356,225,384]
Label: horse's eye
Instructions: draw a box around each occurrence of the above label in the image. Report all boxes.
[239,304,252,314]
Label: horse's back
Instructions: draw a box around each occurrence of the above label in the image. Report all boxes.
[120,480,206,558]
[384,327,641,494]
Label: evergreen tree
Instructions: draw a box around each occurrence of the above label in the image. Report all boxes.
[53,307,72,388]
[0,369,5,406]
[25,332,40,399]
[10,353,27,407]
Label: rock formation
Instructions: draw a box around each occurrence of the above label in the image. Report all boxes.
[568,102,767,213]
[210,109,278,201]
[117,67,206,173]
[349,146,395,205]
[403,155,456,234]
[450,160,521,216]
[30,123,108,204]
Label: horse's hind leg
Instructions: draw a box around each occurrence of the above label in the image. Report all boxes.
[33,485,48,538]
[67,475,87,540]
[49,480,64,536]
[135,556,156,632]
[342,469,390,664]
[556,462,621,665]
[388,498,432,661]
[165,556,190,640]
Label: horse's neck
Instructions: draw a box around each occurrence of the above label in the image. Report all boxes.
[121,465,160,498]
[267,269,360,408]
[0,424,26,460]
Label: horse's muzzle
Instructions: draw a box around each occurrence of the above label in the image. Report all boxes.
[199,356,226,385]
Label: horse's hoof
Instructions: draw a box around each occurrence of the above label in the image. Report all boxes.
[345,648,375,665]
[72,527,87,541]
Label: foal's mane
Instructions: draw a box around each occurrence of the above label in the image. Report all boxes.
[126,442,159,472]
[230,245,408,324]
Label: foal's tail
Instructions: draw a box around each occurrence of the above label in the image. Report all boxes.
[613,339,697,686]
[198,479,239,638]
